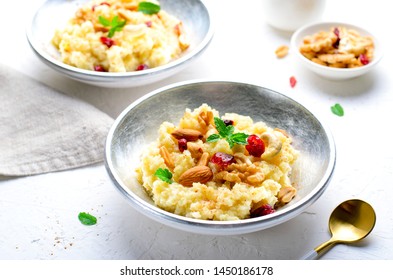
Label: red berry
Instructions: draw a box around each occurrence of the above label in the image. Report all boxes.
[145,21,152,27]
[332,27,341,49]
[359,54,369,65]
[223,119,234,126]
[211,152,235,168]
[245,135,265,157]
[290,76,297,88]
[178,138,187,153]
[333,27,340,38]
[251,204,275,218]
[136,64,149,71]
[100,37,115,48]
[94,65,106,72]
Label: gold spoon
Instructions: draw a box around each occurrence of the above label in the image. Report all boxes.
[302,199,376,259]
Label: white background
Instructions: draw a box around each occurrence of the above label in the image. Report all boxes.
[1,0,392,260]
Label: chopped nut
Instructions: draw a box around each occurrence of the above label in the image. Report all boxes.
[246,173,265,184]
[187,142,204,159]
[215,171,241,183]
[197,152,210,166]
[199,111,214,126]
[277,185,297,204]
[187,142,203,159]
[159,146,174,169]
[275,45,289,58]
[261,132,282,160]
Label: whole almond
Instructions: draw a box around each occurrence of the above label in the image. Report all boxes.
[178,166,213,187]
[171,128,203,141]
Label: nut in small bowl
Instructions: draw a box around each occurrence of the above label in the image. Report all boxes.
[104,80,336,235]
[291,22,382,80]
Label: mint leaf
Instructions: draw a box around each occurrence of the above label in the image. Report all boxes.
[226,138,234,148]
[229,133,249,145]
[154,168,173,184]
[331,103,344,117]
[78,212,97,226]
[98,15,126,38]
[98,15,111,26]
[214,117,230,138]
[207,117,249,148]
[206,134,221,143]
[138,2,161,14]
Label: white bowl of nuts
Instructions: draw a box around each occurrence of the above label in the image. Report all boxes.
[291,21,382,80]
[105,80,336,235]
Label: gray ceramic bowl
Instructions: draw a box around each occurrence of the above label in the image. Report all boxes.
[105,80,336,235]
[26,0,213,88]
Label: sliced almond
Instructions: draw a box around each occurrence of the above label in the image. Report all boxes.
[197,115,208,131]
[159,146,174,169]
[178,166,213,187]
[197,152,210,166]
[171,128,203,141]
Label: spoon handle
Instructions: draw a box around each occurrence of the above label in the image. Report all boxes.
[301,238,336,260]
[301,250,318,260]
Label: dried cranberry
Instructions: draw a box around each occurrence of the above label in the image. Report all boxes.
[359,54,369,65]
[174,23,181,36]
[100,37,115,48]
[136,64,149,71]
[290,76,297,88]
[332,39,340,49]
[94,65,106,72]
[333,27,340,38]
[178,138,187,153]
[145,21,152,28]
[333,27,340,49]
[251,204,275,218]
[246,135,265,157]
[223,119,234,126]
[211,152,235,168]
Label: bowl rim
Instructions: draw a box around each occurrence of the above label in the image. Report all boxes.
[290,21,382,74]
[104,80,336,234]
[25,0,215,81]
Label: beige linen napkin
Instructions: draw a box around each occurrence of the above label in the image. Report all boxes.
[0,64,114,176]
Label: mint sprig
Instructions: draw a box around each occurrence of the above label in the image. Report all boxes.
[206,117,249,148]
[99,15,126,38]
[154,168,173,184]
[138,2,161,15]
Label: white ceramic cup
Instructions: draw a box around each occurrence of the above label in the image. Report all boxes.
[262,0,326,32]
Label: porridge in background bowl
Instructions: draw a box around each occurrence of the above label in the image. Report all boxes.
[52,0,189,72]
[136,104,299,221]
[27,0,213,87]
